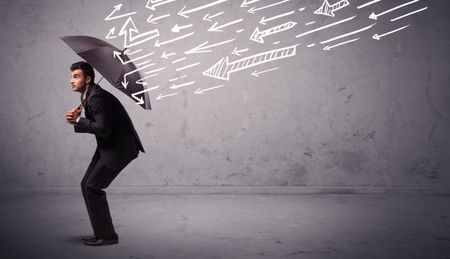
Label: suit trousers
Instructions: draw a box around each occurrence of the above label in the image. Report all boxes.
[80,150,131,239]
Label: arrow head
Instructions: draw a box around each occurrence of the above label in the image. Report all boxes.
[171,24,180,33]
[194,88,203,95]
[203,56,230,81]
[113,3,123,10]
[372,34,380,40]
[251,71,259,77]
[323,45,331,51]
[249,27,264,43]
[369,12,378,20]
[154,40,161,47]
[247,7,257,14]
[208,22,222,32]
[178,6,189,18]
[156,94,162,100]
[121,80,129,89]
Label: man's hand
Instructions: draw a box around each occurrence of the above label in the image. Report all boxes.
[66,108,82,125]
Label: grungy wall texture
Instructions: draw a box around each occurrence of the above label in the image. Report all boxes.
[0,0,448,188]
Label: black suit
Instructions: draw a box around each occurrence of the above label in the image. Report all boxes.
[74,84,144,239]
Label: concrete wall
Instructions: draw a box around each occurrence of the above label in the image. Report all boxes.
[0,0,449,188]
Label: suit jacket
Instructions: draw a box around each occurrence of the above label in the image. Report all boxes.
[74,84,145,169]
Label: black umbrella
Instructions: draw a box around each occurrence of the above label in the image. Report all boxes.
[60,35,151,110]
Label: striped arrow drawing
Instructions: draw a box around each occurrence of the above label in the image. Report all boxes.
[314,0,349,17]
[250,21,296,43]
[203,44,298,81]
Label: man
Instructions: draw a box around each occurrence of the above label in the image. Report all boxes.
[66,61,145,246]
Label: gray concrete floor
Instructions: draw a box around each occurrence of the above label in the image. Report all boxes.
[0,192,449,259]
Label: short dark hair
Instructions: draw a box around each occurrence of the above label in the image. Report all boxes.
[70,61,95,84]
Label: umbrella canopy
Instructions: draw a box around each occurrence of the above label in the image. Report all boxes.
[60,35,151,110]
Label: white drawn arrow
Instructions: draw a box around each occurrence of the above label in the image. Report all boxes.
[105,27,117,39]
[146,0,177,11]
[136,67,167,85]
[250,21,296,43]
[320,23,376,44]
[208,18,243,32]
[372,24,410,40]
[248,0,290,14]
[251,67,280,77]
[357,0,381,9]
[314,0,349,17]
[171,23,193,33]
[390,6,428,22]
[124,49,142,55]
[113,50,154,65]
[203,12,224,21]
[178,0,229,18]
[323,37,359,50]
[369,0,419,20]
[119,17,160,48]
[259,10,295,25]
[122,62,155,89]
[241,0,261,8]
[161,51,176,59]
[131,85,160,104]
[156,92,180,100]
[170,80,195,90]
[104,4,136,21]
[194,85,225,94]
[185,38,235,54]
[203,44,298,81]
[147,14,170,24]
[296,15,356,38]
[232,47,249,56]
[154,31,194,47]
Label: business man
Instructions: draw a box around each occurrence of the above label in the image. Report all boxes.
[66,61,145,246]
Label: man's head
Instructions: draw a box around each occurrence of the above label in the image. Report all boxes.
[70,61,95,93]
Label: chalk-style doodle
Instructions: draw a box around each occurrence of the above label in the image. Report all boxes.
[250,21,297,43]
[236,29,245,33]
[124,49,143,55]
[369,0,419,20]
[251,67,280,77]
[169,77,179,82]
[105,4,137,21]
[241,0,261,8]
[136,67,167,85]
[314,0,350,17]
[323,37,359,50]
[161,51,176,59]
[259,10,295,25]
[307,43,316,47]
[273,41,280,44]
[248,0,290,14]
[195,85,225,94]
[305,21,315,26]
[320,23,376,44]
[113,50,154,65]
[372,25,411,40]
[203,12,224,21]
[105,27,117,39]
[357,0,381,9]
[185,38,236,54]
[119,17,160,48]
[156,92,180,100]
[178,0,229,18]
[122,61,156,88]
[203,44,298,81]
[170,80,196,89]
[171,24,193,33]
[147,14,171,24]
[390,6,428,22]
[232,47,249,56]
[296,15,356,38]
[154,31,194,47]
[171,57,186,63]
[299,7,306,11]
[176,62,200,71]
[146,0,177,11]
[132,85,160,104]
[208,18,243,32]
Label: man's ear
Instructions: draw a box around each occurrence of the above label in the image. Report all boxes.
[85,76,92,85]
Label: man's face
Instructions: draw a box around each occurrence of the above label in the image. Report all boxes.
[70,69,91,93]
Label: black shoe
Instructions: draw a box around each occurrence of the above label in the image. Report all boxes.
[81,235,96,242]
[83,237,119,246]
